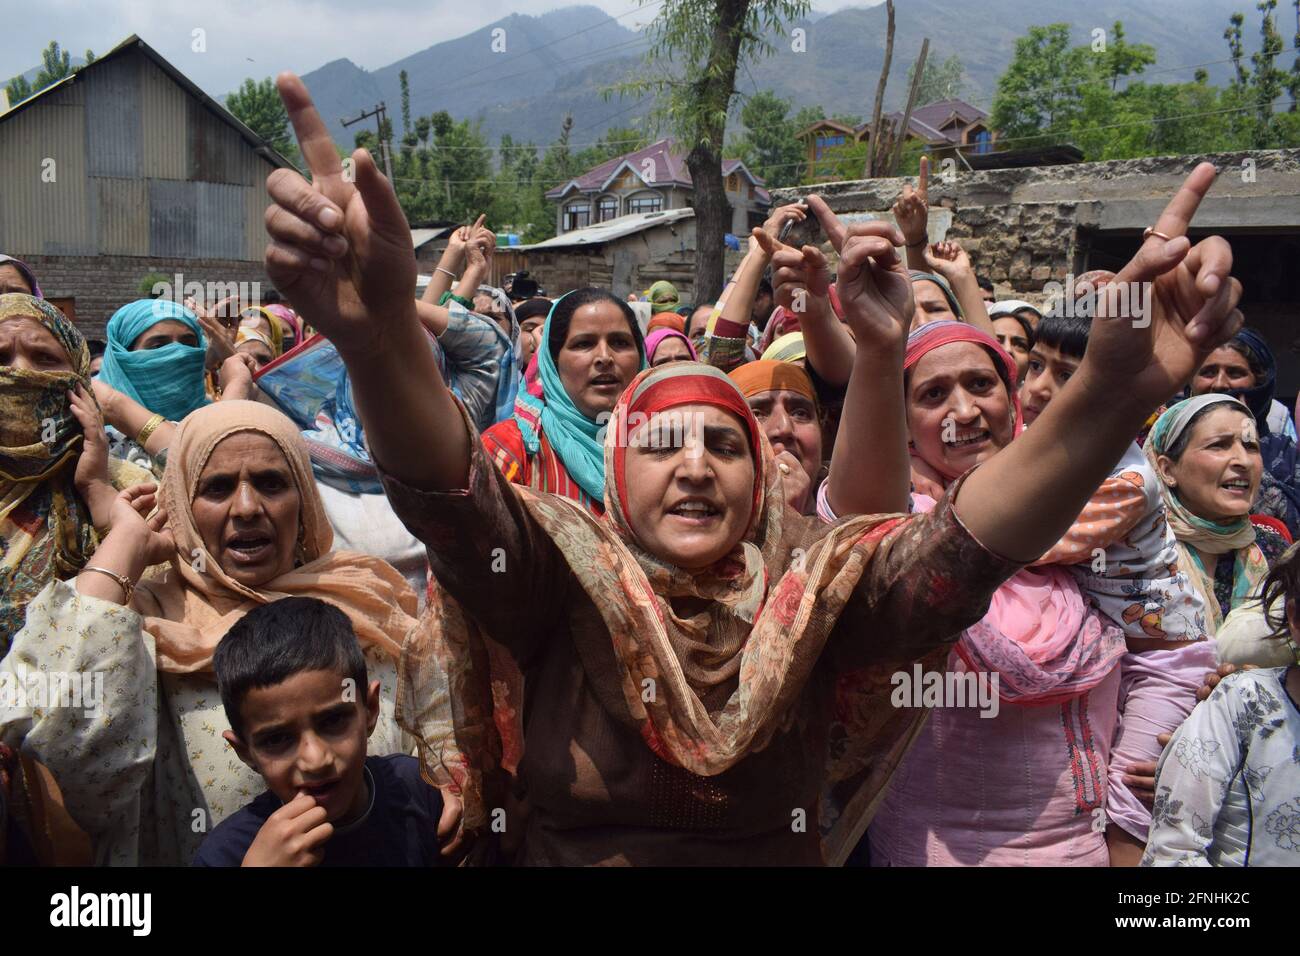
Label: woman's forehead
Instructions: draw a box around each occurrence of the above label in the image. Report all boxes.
[912,340,997,378]
[1189,405,1253,438]
[202,431,292,469]
[569,301,626,331]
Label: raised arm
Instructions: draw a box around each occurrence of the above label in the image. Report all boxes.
[422,216,479,305]
[954,163,1243,561]
[893,156,930,273]
[805,195,912,518]
[262,74,469,493]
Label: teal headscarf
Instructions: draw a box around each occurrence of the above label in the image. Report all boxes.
[512,291,647,501]
[97,299,210,422]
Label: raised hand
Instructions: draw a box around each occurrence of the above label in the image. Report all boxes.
[68,384,115,529]
[806,194,913,351]
[1081,162,1243,411]
[108,483,176,569]
[761,202,808,244]
[923,239,973,281]
[892,155,929,247]
[263,73,416,357]
[218,353,259,400]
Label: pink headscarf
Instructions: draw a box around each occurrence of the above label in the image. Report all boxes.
[644,327,699,364]
[905,319,1025,438]
[265,304,303,351]
[907,319,1123,704]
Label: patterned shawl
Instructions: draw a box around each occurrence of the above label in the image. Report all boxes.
[400,363,934,864]
[0,294,95,652]
[133,400,421,674]
[1143,394,1270,631]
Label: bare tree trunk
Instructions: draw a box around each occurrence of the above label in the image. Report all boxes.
[690,0,750,304]
[888,38,929,176]
[865,0,895,178]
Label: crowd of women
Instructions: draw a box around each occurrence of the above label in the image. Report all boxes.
[2,72,1299,868]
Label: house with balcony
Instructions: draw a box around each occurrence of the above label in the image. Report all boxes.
[799,98,996,181]
[545,138,770,237]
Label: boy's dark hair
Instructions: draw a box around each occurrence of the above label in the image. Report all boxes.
[214,597,367,740]
[976,274,994,294]
[1258,541,1300,642]
[1032,312,1091,361]
[261,289,284,306]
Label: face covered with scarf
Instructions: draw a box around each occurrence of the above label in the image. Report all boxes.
[0,294,95,648]
[614,364,764,570]
[904,320,1021,484]
[97,299,210,422]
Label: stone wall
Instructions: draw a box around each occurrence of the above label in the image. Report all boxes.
[773,148,1300,300]
[18,254,274,338]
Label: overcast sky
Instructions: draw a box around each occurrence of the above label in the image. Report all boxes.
[2,0,881,99]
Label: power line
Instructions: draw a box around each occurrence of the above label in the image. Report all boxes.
[383,98,1287,186]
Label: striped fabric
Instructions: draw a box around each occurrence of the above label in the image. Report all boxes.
[481,418,603,514]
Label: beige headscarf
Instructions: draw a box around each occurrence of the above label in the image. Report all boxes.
[135,400,419,674]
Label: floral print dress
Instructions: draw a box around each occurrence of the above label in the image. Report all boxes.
[1143,666,1300,865]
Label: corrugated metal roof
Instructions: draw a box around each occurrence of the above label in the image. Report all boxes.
[0,34,297,171]
[521,208,694,250]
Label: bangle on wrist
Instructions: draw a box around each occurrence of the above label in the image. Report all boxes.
[136,414,165,447]
[435,266,458,280]
[80,565,135,604]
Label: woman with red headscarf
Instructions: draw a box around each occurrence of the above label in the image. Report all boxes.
[261,78,1241,864]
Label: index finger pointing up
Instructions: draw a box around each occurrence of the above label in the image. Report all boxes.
[805,194,847,253]
[918,155,929,202]
[277,73,348,194]
[1145,161,1217,245]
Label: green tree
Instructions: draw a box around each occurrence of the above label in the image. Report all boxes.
[400,70,411,137]
[5,40,91,106]
[614,0,812,302]
[728,90,805,187]
[907,53,966,104]
[226,77,300,164]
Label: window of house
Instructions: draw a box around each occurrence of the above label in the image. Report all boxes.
[973,129,992,155]
[597,196,619,222]
[727,174,739,191]
[627,193,662,214]
[814,133,845,159]
[564,202,591,231]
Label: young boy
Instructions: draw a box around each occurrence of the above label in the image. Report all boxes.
[1021,305,1215,864]
[194,597,450,867]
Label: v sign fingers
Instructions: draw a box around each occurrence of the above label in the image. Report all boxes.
[266,73,418,358]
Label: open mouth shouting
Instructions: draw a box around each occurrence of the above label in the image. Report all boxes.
[224,529,276,565]
[666,495,723,527]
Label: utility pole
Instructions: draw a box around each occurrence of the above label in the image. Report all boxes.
[341,102,394,181]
